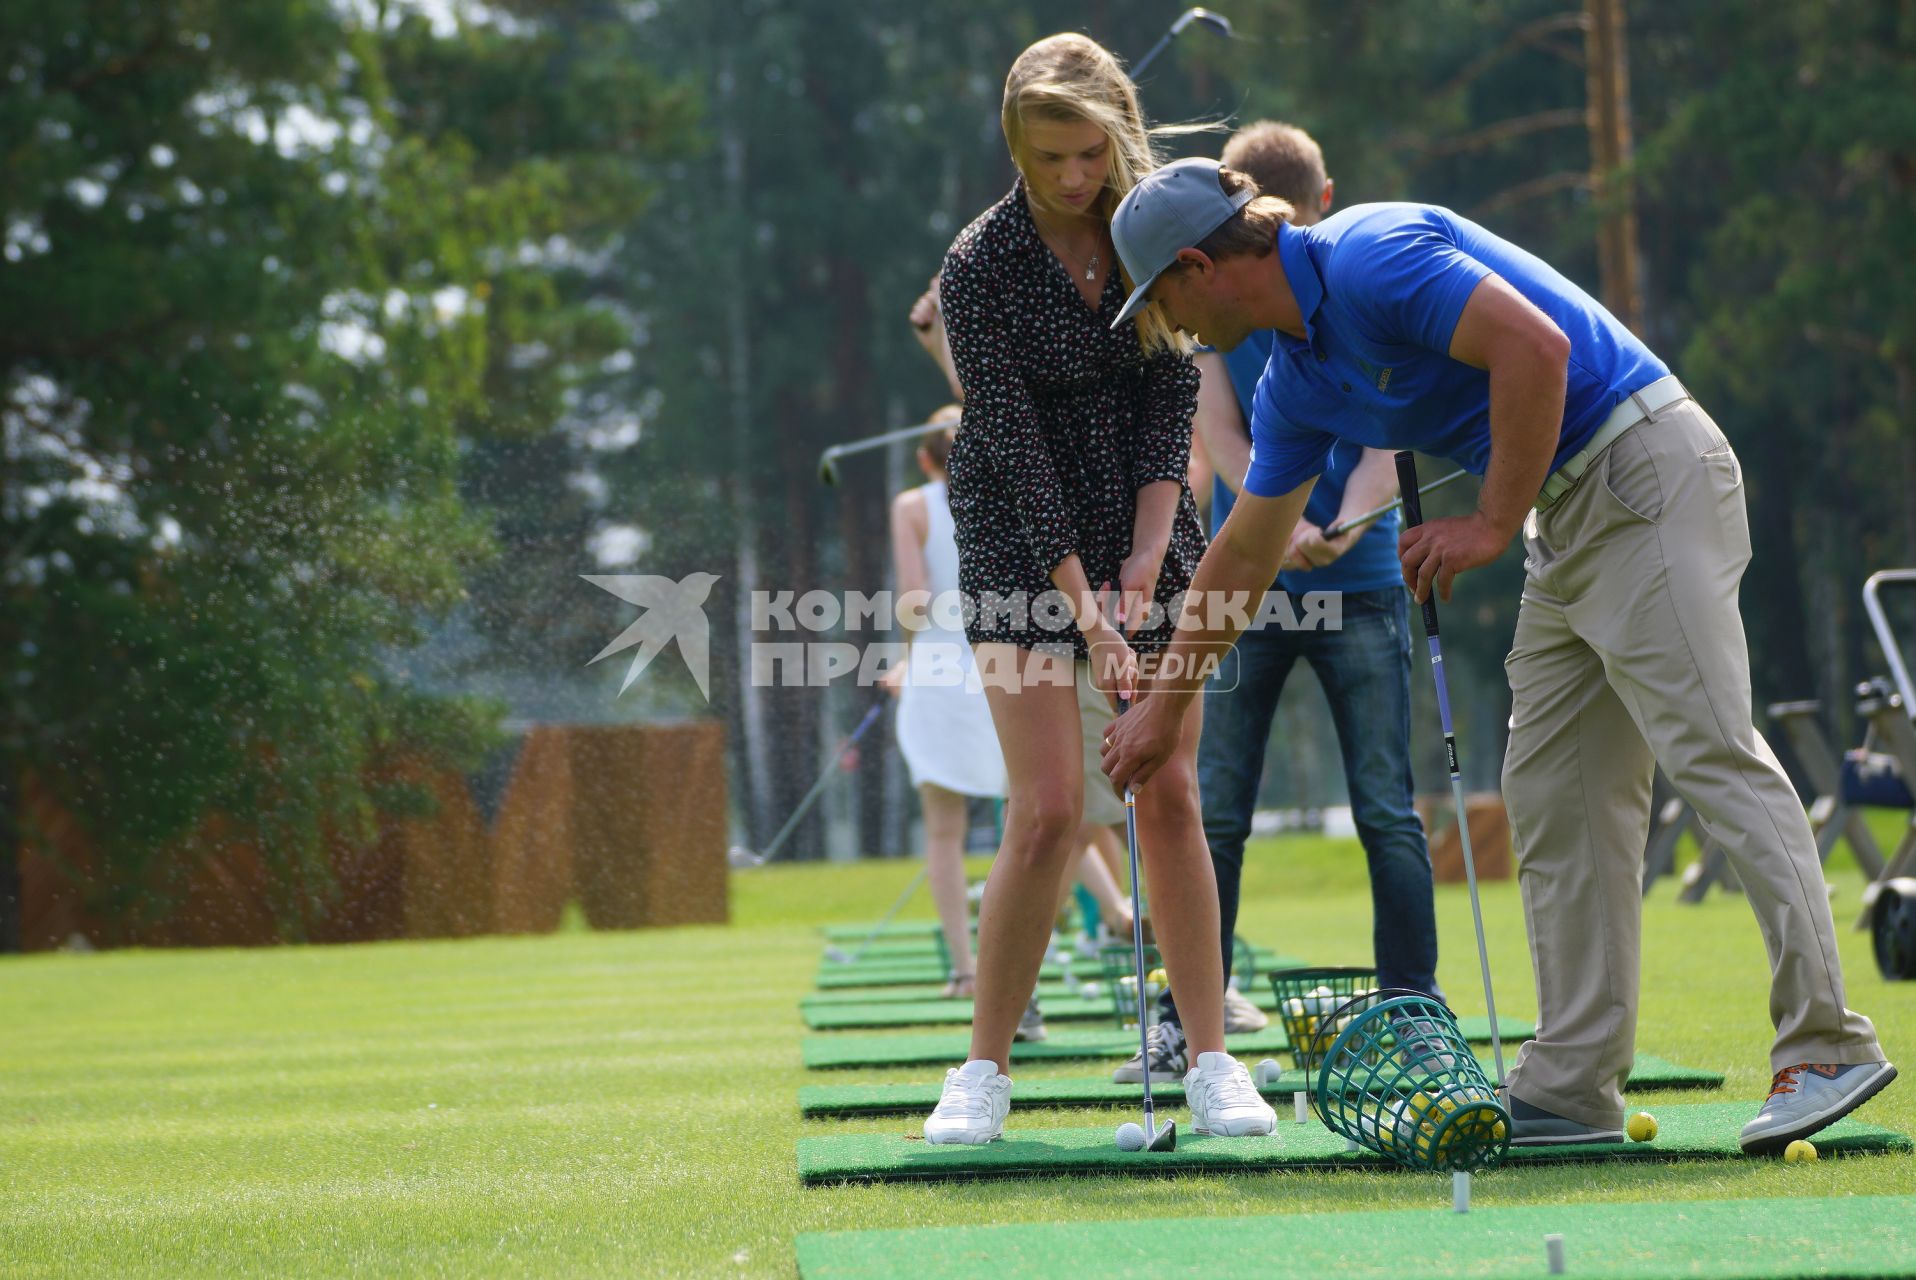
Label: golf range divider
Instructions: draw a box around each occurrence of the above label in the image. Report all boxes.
[793,1194,1916,1279]
[798,1053,1721,1118]
[794,1101,1911,1185]
[802,1014,1534,1070]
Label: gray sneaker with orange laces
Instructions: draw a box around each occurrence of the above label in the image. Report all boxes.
[1738,1060,1897,1155]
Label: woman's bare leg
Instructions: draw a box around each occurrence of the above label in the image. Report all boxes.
[969,644,1084,1069]
[1130,690,1227,1056]
[919,782,974,994]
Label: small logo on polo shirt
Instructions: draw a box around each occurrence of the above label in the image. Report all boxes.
[1377,367,1393,391]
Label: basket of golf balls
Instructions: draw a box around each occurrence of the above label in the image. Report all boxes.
[1312,990,1512,1173]
[1097,942,1167,1029]
[1267,967,1378,1077]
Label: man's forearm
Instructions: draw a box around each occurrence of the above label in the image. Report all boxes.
[1478,351,1567,536]
[1332,447,1399,530]
[1145,486,1308,708]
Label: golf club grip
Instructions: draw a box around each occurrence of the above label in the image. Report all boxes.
[1393,451,1424,527]
[1395,452,1443,636]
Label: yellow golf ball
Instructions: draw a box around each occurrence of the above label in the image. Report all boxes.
[1626,1111,1658,1142]
[1147,968,1167,987]
[1784,1139,1818,1163]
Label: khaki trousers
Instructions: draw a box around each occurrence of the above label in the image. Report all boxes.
[1500,397,1883,1129]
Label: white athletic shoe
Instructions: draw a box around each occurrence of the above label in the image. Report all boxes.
[1223,987,1270,1033]
[923,1060,1011,1145]
[1184,1050,1279,1137]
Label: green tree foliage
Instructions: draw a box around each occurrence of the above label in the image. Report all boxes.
[0,0,689,939]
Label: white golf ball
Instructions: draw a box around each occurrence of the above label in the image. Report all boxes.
[1115,1121,1145,1151]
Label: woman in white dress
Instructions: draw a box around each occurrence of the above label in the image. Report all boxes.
[888,410,1132,1003]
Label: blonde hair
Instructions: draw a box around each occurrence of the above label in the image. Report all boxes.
[1001,33,1213,356]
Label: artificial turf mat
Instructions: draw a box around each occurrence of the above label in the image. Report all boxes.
[801,982,1301,1029]
[802,980,1114,1007]
[801,1015,1533,1069]
[794,1194,1916,1278]
[814,946,1291,989]
[794,1101,1911,1185]
[796,1054,1721,1117]
[821,922,944,941]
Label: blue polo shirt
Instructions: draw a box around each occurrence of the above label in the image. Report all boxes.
[1242,203,1669,499]
[1211,330,1402,595]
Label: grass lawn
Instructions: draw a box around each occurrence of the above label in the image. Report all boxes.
[2,828,1911,1277]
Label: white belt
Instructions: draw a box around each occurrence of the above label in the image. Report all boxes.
[1535,375,1690,510]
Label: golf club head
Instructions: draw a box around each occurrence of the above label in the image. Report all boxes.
[821,945,854,965]
[1173,7,1233,37]
[817,449,841,486]
[726,845,765,869]
[1148,1119,1177,1151]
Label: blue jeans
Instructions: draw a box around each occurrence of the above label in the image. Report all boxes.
[1164,586,1440,1020]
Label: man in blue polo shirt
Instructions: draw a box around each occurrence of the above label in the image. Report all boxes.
[1100,157,1894,1153]
[1112,123,1439,1089]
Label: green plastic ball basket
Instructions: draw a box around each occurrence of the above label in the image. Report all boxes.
[1266,966,1378,1080]
[1313,990,1511,1172]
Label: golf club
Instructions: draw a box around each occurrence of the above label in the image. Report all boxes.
[1322,467,1471,539]
[1113,696,1176,1152]
[817,419,949,486]
[822,863,932,964]
[1130,7,1235,78]
[1395,451,1506,1084]
[728,700,888,868]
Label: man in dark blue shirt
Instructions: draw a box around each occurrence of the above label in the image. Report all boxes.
[1113,123,1439,1090]
[1102,158,1894,1153]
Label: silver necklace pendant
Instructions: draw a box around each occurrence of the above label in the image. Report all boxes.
[1085,254,1099,281]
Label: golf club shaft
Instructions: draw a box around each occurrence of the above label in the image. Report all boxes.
[1394,451,1506,1084]
[836,863,931,964]
[754,700,887,865]
[817,419,948,483]
[1322,467,1470,539]
[1118,698,1156,1133]
[1131,7,1229,77]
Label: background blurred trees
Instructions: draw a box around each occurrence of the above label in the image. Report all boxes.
[6,1,1913,936]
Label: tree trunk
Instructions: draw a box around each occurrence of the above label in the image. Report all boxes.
[719,39,774,849]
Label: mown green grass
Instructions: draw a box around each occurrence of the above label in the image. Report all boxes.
[2,827,1911,1278]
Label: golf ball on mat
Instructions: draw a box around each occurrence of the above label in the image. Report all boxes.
[1115,1121,1145,1151]
[1784,1139,1818,1163]
[1626,1111,1658,1142]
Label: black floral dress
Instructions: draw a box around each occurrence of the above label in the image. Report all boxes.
[942,179,1205,659]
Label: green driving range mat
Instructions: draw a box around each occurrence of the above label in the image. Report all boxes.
[821,922,945,942]
[802,1015,1533,1069]
[795,1101,1910,1185]
[804,980,1104,1007]
[815,946,1291,989]
[815,959,1071,988]
[795,1194,1916,1277]
[804,973,1305,1029]
[797,1054,1719,1117]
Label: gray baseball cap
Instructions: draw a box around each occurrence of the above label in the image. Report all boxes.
[1110,157,1255,329]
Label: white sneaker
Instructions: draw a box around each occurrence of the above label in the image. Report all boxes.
[1184,1050,1279,1137]
[923,1060,1011,1145]
[1223,987,1269,1033]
